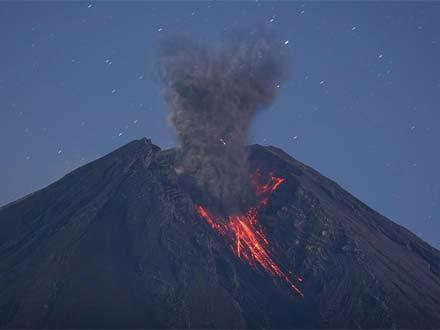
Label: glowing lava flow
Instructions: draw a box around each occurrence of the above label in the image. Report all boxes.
[195,171,304,297]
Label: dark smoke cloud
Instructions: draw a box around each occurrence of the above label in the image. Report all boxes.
[155,24,290,213]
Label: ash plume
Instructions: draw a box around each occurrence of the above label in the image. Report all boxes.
[155,25,289,213]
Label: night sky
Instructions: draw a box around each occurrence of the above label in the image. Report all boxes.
[1,2,439,248]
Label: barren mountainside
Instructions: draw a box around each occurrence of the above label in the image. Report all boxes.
[0,138,439,328]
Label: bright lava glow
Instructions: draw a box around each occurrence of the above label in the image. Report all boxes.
[195,170,304,297]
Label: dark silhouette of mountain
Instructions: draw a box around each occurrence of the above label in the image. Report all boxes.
[1,138,439,328]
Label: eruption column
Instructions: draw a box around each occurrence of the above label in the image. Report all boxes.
[156,25,290,212]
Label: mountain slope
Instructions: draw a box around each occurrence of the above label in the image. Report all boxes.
[0,138,439,328]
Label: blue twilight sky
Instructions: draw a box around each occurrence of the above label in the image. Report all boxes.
[0,1,439,248]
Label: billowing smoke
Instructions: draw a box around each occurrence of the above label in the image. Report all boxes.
[155,24,289,213]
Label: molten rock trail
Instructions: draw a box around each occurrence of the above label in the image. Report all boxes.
[196,170,304,297]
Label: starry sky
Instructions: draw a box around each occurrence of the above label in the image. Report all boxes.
[1,1,439,248]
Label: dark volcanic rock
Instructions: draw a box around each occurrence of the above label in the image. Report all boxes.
[0,138,439,328]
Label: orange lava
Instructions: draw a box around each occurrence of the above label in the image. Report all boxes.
[195,171,304,297]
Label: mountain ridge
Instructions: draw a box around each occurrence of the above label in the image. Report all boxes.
[0,138,439,328]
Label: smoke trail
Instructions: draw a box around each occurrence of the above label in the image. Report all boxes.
[155,24,289,213]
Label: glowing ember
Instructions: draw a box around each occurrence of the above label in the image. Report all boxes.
[195,170,304,297]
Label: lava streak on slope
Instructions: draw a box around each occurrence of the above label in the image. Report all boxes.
[195,170,304,297]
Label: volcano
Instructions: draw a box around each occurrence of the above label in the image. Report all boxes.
[1,138,439,328]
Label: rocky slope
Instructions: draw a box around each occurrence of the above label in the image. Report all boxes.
[0,138,439,328]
